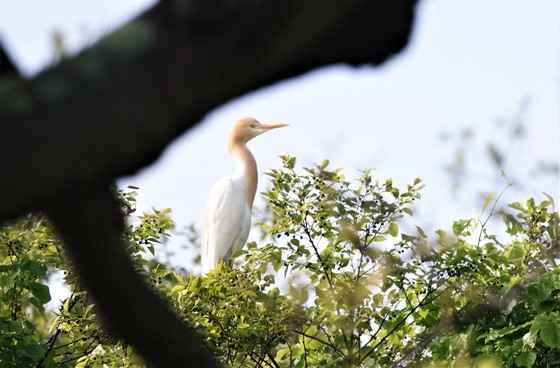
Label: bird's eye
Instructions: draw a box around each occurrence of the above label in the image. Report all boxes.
[249,123,257,128]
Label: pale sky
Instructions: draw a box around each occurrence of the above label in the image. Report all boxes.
[1,0,559,273]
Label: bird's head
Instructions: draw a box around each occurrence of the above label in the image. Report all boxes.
[228,117,288,150]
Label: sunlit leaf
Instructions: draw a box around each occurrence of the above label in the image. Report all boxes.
[388,223,399,237]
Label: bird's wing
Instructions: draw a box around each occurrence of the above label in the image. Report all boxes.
[201,177,251,273]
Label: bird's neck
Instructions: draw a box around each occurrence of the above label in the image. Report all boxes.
[230,143,258,209]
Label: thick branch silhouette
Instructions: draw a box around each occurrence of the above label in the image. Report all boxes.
[47,188,220,367]
[0,0,417,365]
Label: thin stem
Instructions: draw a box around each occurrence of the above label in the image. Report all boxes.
[11,283,18,321]
[360,282,452,363]
[58,336,100,364]
[301,332,309,368]
[476,178,510,248]
[266,352,281,368]
[294,329,345,360]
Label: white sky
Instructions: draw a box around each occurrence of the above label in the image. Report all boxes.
[1,0,559,273]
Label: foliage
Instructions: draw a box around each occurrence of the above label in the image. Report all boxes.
[428,195,560,367]
[0,158,558,367]
[170,265,302,367]
[243,156,425,367]
[0,187,173,367]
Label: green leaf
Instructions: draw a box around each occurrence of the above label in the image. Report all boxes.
[415,225,427,238]
[452,219,471,236]
[535,300,556,313]
[29,296,45,313]
[5,321,23,334]
[25,260,48,278]
[388,223,399,237]
[385,178,393,189]
[540,321,560,348]
[480,322,531,343]
[402,207,413,216]
[23,342,45,359]
[509,202,525,212]
[481,193,493,214]
[542,192,555,207]
[30,281,51,305]
[515,351,536,367]
[287,156,297,169]
[318,159,329,170]
[524,284,550,304]
[506,242,525,262]
[230,248,244,260]
[503,213,523,235]
[530,314,549,334]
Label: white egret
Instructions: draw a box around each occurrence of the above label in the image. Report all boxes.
[201,117,288,274]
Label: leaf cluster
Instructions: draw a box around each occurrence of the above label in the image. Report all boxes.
[0,159,558,368]
[0,187,174,367]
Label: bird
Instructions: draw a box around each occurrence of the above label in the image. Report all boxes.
[200,117,288,274]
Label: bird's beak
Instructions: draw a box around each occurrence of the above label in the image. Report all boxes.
[260,123,289,131]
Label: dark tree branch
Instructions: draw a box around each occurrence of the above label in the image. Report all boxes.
[0,0,416,220]
[0,0,417,366]
[0,45,19,77]
[46,187,219,367]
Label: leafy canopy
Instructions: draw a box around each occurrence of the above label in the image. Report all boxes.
[0,157,558,367]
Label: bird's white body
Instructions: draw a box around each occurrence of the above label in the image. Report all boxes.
[201,176,251,273]
[200,118,287,274]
